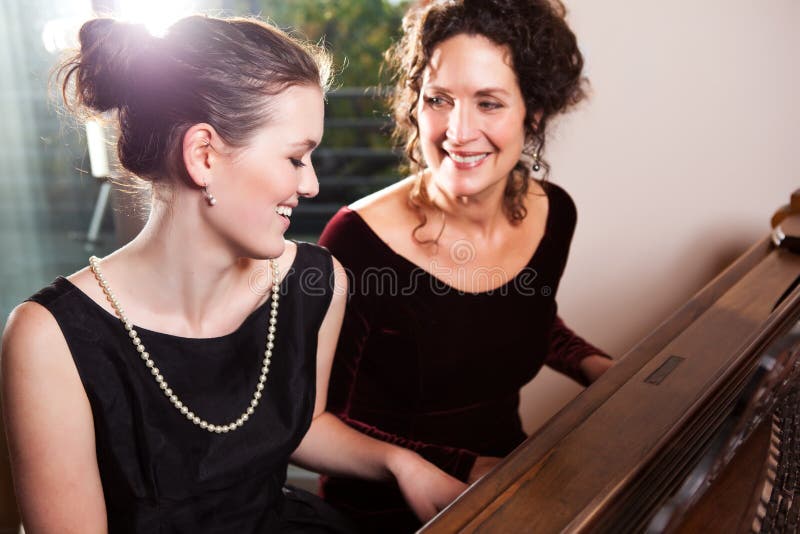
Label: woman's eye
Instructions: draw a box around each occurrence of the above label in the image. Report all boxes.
[423,95,447,108]
[290,158,306,168]
[479,101,502,110]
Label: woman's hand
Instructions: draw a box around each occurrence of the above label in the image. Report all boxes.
[580,355,614,383]
[467,456,502,484]
[387,448,467,523]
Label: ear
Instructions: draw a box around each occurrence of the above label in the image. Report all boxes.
[182,123,222,188]
[530,110,544,132]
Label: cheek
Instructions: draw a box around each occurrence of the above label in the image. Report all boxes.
[488,119,526,155]
[226,179,273,222]
[417,113,446,166]
[418,110,446,142]
[236,199,268,227]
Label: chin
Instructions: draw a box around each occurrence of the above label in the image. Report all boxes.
[241,238,286,261]
[263,239,287,260]
[435,175,485,199]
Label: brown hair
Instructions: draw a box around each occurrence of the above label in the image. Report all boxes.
[58,15,332,185]
[385,0,586,241]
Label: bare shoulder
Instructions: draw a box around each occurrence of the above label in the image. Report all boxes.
[1,300,81,405]
[2,300,67,363]
[529,178,546,197]
[349,177,417,236]
[523,179,551,221]
[349,176,414,217]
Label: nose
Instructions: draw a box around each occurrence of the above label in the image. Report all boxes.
[297,162,319,199]
[446,102,478,144]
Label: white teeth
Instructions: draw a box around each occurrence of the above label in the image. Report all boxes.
[449,152,489,164]
[275,206,292,217]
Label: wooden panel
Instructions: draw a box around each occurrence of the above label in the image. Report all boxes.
[422,236,774,534]
[421,240,800,533]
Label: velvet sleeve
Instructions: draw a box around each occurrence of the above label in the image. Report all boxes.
[337,413,478,482]
[318,208,479,482]
[545,314,611,387]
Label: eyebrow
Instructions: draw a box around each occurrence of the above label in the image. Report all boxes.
[290,139,318,150]
[476,88,511,97]
[424,85,511,97]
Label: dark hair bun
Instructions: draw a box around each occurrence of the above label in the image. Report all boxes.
[58,15,330,183]
[73,18,154,112]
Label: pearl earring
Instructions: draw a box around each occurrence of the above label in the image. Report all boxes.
[202,185,217,206]
[532,150,541,173]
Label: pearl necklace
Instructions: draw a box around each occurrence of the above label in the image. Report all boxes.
[88,256,280,434]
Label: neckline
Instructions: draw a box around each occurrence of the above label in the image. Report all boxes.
[345,182,558,296]
[57,243,303,342]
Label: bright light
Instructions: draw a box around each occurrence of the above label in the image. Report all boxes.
[41,0,93,53]
[41,0,194,53]
[117,0,195,37]
[42,13,96,53]
[85,120,111,178]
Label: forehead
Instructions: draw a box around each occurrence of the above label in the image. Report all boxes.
[259,84,324,140]
[424,33,519,91]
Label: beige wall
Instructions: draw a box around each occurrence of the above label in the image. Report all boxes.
[520,0,800,433]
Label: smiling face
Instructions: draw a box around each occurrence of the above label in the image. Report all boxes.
[417,33,528,202]
[206,84,324,259]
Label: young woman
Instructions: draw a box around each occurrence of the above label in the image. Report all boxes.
[0,15,464,533]
[318,0,614,531]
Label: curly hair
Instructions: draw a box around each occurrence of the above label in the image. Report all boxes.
[58,16,331,187]
[384,0,586,241]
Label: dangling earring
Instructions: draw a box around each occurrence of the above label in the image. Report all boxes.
[202,184,217,206]
[532,149,541,173]
[524,139,542,173]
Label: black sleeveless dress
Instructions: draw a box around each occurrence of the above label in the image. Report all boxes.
[27,243,353,533]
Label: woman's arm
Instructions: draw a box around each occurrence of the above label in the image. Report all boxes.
[290,258,466,522]
[329,414,479,482]
[545,315,613,385]
[0,404,21,533]
[1,302,107,533]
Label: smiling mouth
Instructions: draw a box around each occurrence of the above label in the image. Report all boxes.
[275,206,293,218]
[447,151,490,164]
[446,151,490,165]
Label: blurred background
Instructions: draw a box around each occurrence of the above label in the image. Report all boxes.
[0,0,798,529]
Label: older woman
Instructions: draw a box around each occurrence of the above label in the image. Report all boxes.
[318,0,613,531]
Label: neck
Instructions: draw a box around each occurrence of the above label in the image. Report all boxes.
[110,190,259,330]
[425,172,509,239]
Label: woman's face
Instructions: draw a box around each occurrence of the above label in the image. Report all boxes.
[208,84,324,259]
[417,33,528,201]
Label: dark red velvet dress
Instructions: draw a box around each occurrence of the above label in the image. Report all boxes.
[317,182,608,533]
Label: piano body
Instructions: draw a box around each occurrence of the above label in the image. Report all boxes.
[421,191,800,533]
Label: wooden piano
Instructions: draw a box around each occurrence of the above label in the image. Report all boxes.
[421,191,800,533]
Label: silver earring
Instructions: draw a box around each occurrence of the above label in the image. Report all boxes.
[202,185,217,206]
[532,150,541,173]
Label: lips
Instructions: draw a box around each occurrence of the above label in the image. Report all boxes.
[448,152,489,164]
[445,150,490,169]
[275,205,293,232]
